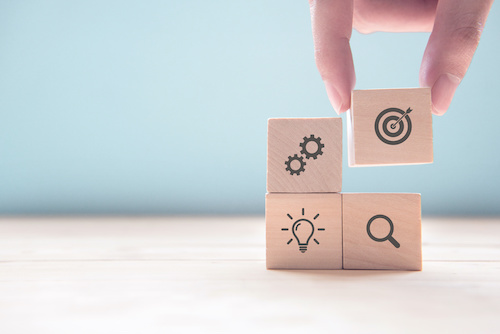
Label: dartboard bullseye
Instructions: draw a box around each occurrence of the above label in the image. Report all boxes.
[374,107,412,145]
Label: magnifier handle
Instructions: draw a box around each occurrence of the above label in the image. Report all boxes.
[389,236,400,248]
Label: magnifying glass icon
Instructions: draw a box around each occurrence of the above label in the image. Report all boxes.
[366,215,400,248]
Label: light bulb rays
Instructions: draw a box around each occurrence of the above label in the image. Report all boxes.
[282,208,325,253]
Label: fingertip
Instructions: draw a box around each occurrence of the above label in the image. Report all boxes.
[338,100,350,115]
[431,105,446,116]
[326,89,351,115]
[324,81,343,115]
[430,73,461,116]
[324,79,353,115]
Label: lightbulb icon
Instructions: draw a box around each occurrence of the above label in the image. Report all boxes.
[282,208,325,253]
[292,218,314,253]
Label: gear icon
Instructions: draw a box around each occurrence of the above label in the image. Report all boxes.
[299,134,324,159]
[285,154,306,176]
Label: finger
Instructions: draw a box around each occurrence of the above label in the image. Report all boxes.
[420,0,494,115]
[310,0,355,114]
[353,0,437,33]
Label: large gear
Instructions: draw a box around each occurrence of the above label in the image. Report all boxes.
[299,134,324,159]
[285,154,306,176]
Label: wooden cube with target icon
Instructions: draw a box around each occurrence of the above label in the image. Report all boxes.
[266,193,343,269]
[267,118,342,193]
[347,88,433,166]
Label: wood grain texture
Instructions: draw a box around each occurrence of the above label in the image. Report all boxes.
[267,118,342,192]
[266,193,342,269]
[347,88,433,166]
[0,216,499,334]
[343,193,422,270]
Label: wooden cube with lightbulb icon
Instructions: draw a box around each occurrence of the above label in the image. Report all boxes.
[267,117,342,193]
[266,193,342,269]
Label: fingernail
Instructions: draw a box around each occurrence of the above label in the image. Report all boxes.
[431,73,461,116]
[324,82,343,115]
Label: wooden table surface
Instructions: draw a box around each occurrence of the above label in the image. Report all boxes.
[0,216,499,334]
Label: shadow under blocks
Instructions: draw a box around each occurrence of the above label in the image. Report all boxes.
[266,88,429,270]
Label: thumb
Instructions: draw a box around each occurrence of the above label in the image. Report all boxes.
[420,0,493,115]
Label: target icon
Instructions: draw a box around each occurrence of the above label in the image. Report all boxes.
[374,107,413,145]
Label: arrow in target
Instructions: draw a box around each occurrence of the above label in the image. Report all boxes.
[390,107,413,129]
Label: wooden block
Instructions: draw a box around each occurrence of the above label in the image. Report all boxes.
[266,193,342,269]
[342,193,422,270]
[267,118,342,193]
[347,88,433,166]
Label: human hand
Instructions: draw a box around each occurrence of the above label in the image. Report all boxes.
[309,0,494,115]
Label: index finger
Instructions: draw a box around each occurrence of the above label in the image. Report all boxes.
[309,0,355,114]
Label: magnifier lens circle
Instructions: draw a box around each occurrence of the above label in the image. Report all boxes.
[367,215,394,241]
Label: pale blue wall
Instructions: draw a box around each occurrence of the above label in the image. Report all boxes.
[1,1,499,215]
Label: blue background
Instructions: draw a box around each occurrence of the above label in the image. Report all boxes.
[1,1,499,215]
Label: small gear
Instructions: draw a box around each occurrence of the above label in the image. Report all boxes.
[299,134,324,159]
[285,154,306,176]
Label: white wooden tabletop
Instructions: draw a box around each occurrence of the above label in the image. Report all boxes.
[0,216,499,334]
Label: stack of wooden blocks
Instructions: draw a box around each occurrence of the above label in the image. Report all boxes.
[266,88,433,270]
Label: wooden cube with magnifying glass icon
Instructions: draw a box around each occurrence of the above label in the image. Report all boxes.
[342,193,422,270]
[266,193,342,269]
[347,88,433,166]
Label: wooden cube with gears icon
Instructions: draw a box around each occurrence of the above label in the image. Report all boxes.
[347,88,433,166]
[267,118,342,193]
[266,193,342,269]
[342,193,422,270]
